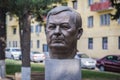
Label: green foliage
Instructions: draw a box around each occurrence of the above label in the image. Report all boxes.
[110,0,120,20]
[0,0,67,19]
[82,69,120,80]
[6,59,44,74]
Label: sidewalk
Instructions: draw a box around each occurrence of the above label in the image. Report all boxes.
[2,72,44,80]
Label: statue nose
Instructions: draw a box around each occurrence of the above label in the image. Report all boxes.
[54,26,61,36]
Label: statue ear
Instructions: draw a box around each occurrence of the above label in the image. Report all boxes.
[77,27,83,39]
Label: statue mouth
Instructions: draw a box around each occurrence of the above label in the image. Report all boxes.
[52,39,64,43]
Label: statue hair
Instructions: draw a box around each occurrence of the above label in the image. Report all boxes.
[46,6,82,29]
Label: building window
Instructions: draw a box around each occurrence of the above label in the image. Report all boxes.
[100,14,110,26]
[88,16,93,28]
[35,24,41,34]
[88,38,93,49]
[30,40,33,48]
[119,37,120,49]
[16,41,17,47]
[37,40,40,48]
[9,15,13,21]
[13,41,17,47]
[72,0,77,9]
[9,41,11,47]
[88,0,93,6]
[102,37,108,50]
[43,44,48,52]
[118,17,120,24]
[13,28,16,34]
[31,25,34,33]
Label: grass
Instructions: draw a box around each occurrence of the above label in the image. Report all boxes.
[6,59,120,80]
[6,59,44,74]
[82,69,120,80]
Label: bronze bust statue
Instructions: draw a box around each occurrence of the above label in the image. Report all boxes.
[45,6,83,59]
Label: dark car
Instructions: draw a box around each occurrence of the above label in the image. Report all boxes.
[96,55,120,73]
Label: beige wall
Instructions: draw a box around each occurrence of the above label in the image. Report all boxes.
[30,20,47,52]
[6,14,21,48]
[68,0,120,58]
[6,0,120,58]
[6,14,47,53]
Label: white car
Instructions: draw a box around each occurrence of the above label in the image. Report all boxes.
[5,47,21,59]
[30,51,45,62]
[75,53,96,69]
[44,52,50,59]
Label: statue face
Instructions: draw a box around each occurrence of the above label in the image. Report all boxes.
[46,12,79,51]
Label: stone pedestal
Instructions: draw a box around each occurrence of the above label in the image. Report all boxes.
[0,60,6,79]
[21,67,31,80]
[45,59,81,80]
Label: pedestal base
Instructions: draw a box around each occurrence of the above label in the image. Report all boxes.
[45,59,81,80]
[21,67,31,80]
[0,60,6,79]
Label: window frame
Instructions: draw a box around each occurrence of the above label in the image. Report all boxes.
[88,16,94,28]
[102,37,108,50]
[30,40,33,48]
[31,25,34,33]
[88,38,93,49]
[100,14,110,26]
[13,27,17,34]
[37,40,40,48]
[43,44,48,52]
[9,41,11,47]
[118,36,120,49]
[118,17,120,24]
[35,24,41,34]
[13,41,17,47]
[88,0,93,6]
[72,0,78,9]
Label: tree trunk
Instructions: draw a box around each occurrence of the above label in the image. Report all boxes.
[19,13,31,80]
[0,8,6,78]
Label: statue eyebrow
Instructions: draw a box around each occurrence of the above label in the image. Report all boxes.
[49,22,69,25]
[48,22,69,25]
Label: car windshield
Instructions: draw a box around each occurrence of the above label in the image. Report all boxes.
[32,52,41,54]
[5,49,10,51]
[106,55,120,61]
[77,54,89,58]
[12,49,21,51]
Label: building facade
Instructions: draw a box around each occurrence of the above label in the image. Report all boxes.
[6,14,48,53]
[68,0,120,58]
[6,0,120,58]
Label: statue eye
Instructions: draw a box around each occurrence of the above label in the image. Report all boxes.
[48,24,56,30]
[60,24,70,30]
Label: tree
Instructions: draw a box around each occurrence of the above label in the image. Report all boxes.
[0,0,8,78]
[110,0,120,20]
[0,0,68,79]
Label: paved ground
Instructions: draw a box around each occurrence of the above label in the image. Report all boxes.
[3,72,44,80]
[31,72,44,80]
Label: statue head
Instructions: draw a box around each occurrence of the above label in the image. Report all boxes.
[45,6,83,59]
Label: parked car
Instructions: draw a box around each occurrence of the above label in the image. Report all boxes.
[5,47,21,59]
[75,53,96,69]
[96,55,120,73]
[30,51,45,62]
[44,52,50,59]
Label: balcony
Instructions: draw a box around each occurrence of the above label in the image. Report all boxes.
[90,1,113,12]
